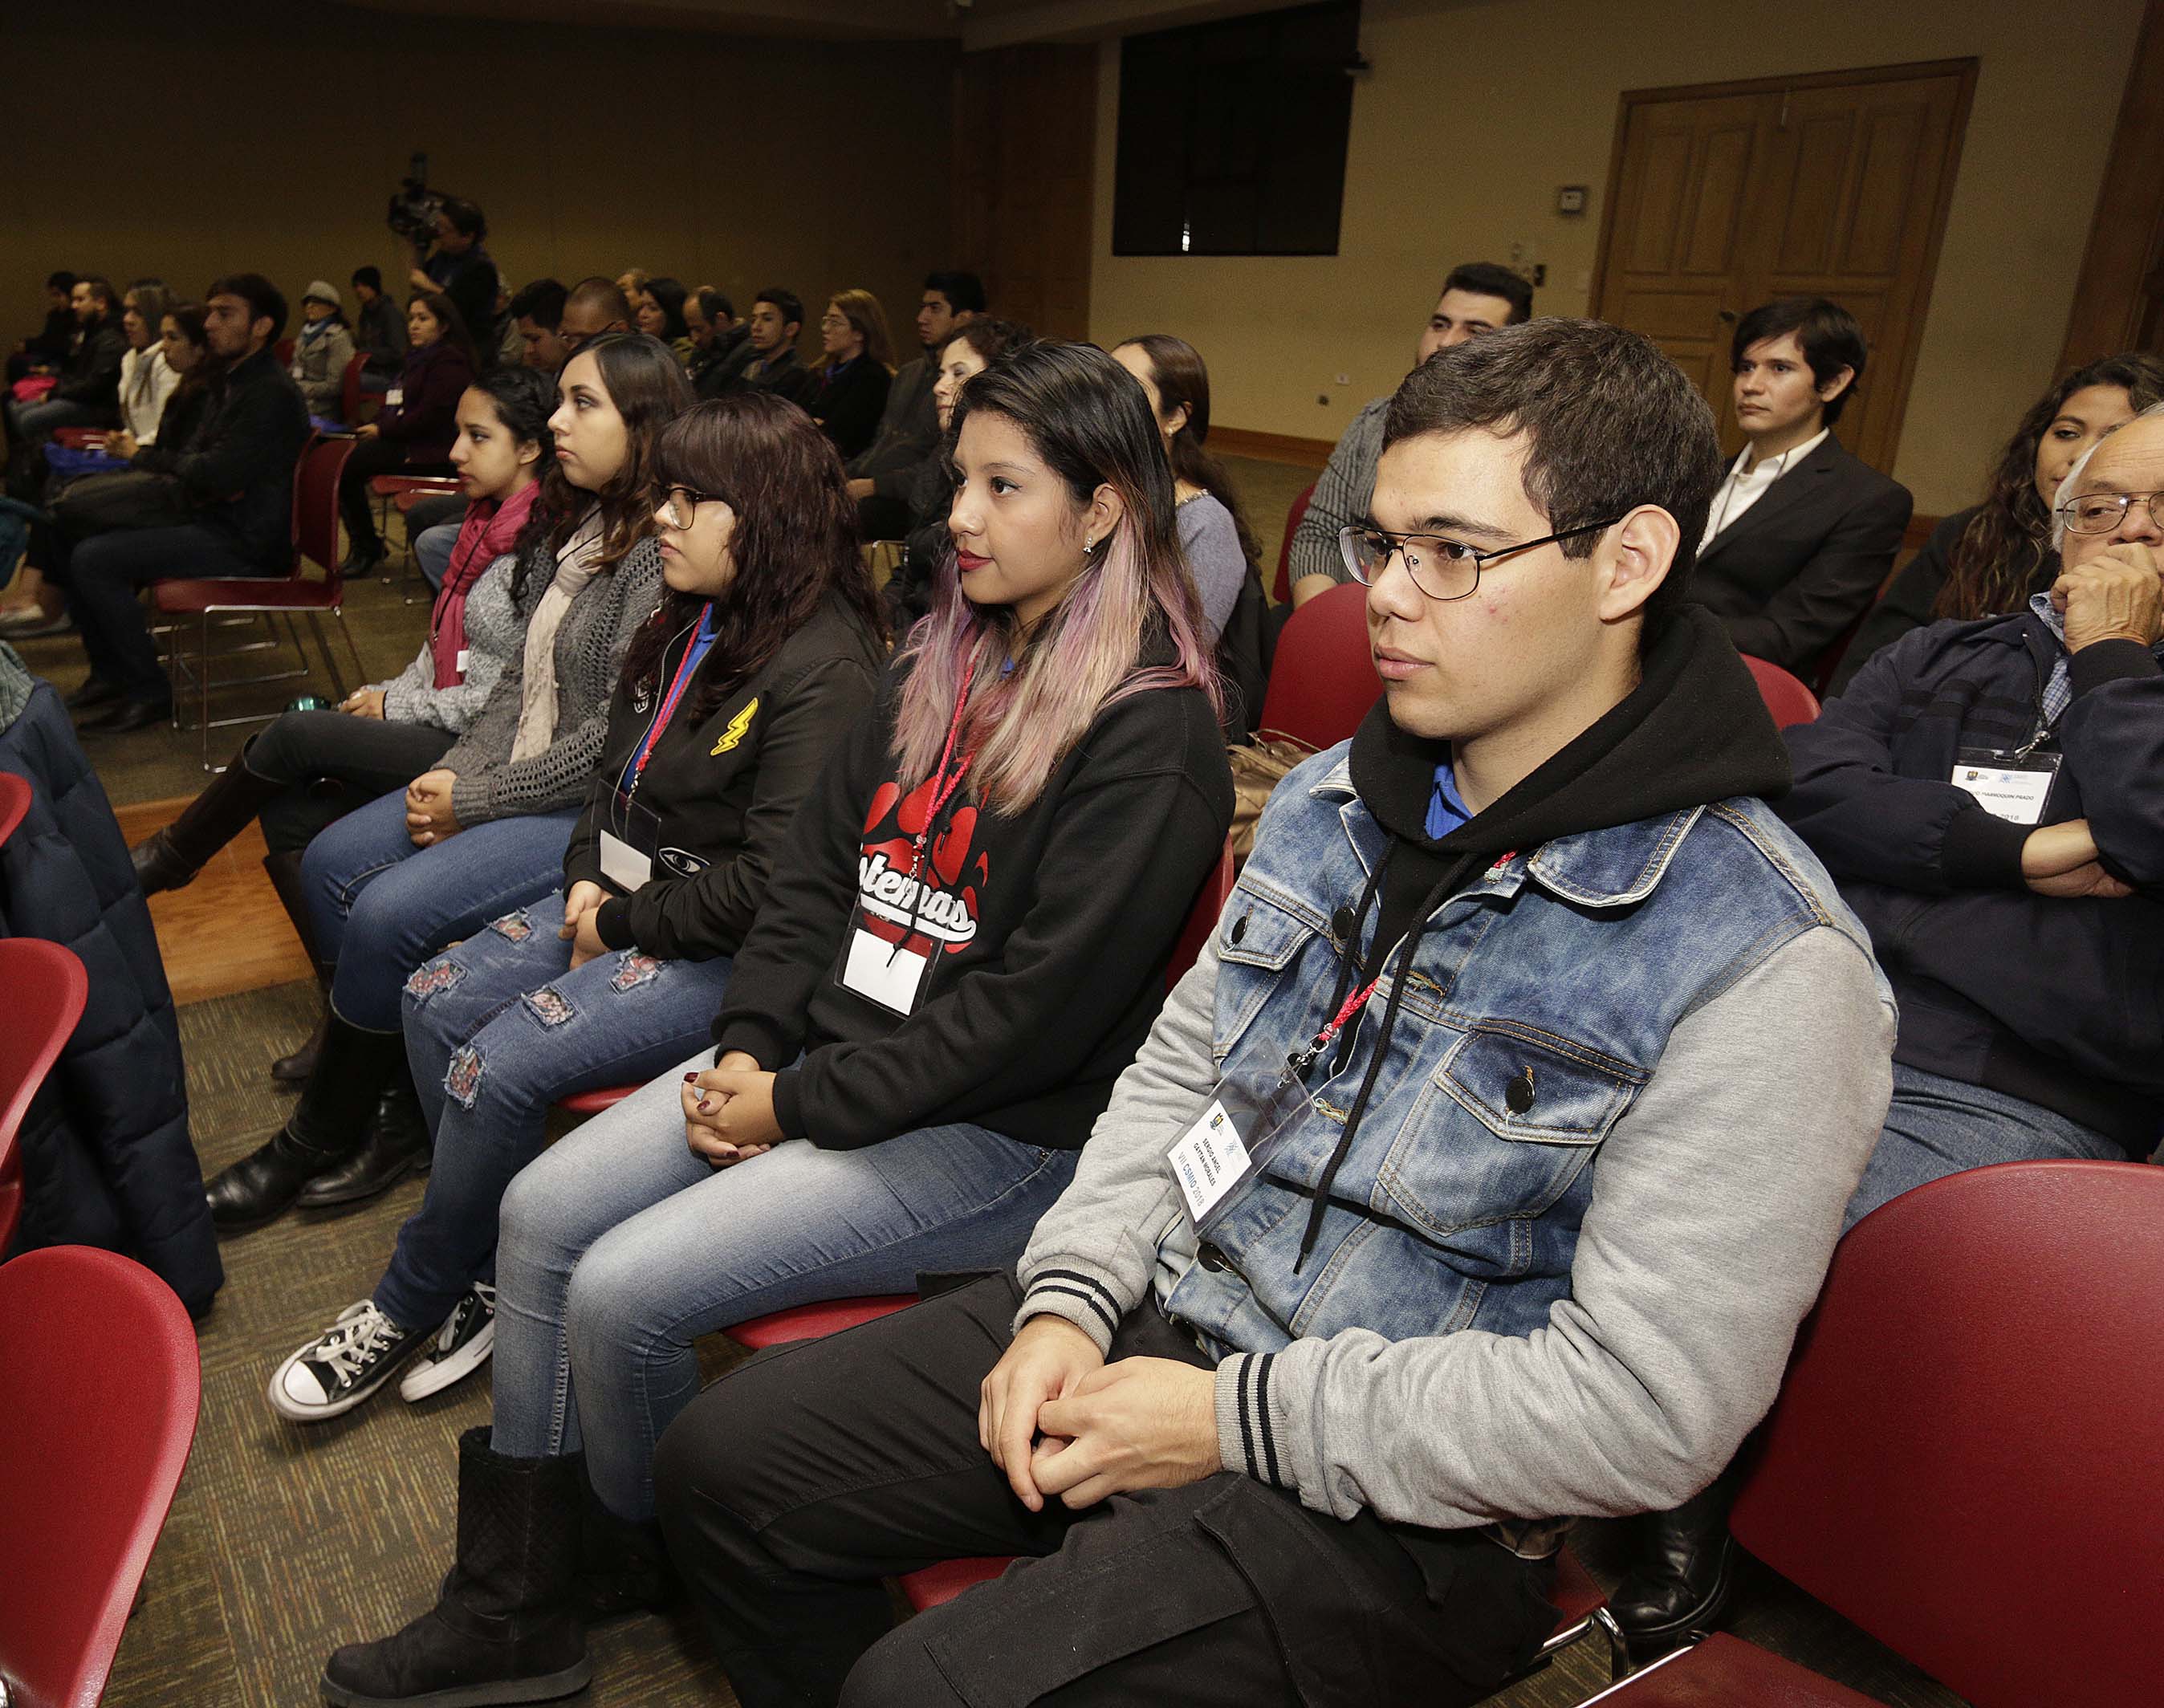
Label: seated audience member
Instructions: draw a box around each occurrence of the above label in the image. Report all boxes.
[493,283,524,371]
[1830,353,2164,693]
[7,269,76,384]
[807,289,893,459]
[615,266,651,307]
[845,269,983,538]
[116,279,177,444]
[57,274,308,731]
[6,274,128,449]
[634,275,694,366]
[352,265,408,388]
[269,392,887,1422]
[740,287,815,409]
[641,320,1894,1708]
[1609,405,2164,1655]
[200,334,685,1232]
[508,279,571,372]
[338,291,479,573]
[1114,333,1261,646]
[885,315,1036,633]
[1287,261,1532,604]
[290,280,357,420]
[320,340,1237,1706]
[558,276,634,358]
[1692,297,1911,677]
[409,195,499,366]
[687,287,753,399]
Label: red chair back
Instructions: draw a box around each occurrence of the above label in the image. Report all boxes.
[0,1246,200,1707]
[1730,1161,2164,1708]
[273,337,295,367]
[339,352,368,428]
[1168,840,1235,992]
[0,937,89,1255]
[1271,480,1317,604]
[1740,654,1820,728]
[1255,580,1377,751]
[0,771,30,850]
[293,434,360,584]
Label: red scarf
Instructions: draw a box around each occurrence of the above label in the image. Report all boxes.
[430,482,540,689]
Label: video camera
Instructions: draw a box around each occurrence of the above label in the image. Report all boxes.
[386,153,442,249]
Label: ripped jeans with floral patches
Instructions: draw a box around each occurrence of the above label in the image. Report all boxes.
[372,887,734,1335]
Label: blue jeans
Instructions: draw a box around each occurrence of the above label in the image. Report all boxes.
[296,788,576,1031]
[490,1053,1080,1519]
[376,897,734,1332]
[1843,1061,2131,1231]
[413,521,459,592]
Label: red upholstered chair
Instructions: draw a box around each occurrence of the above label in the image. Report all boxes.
[0,1246,201,1707]
[1740,655,1820,728]
[1271,479,1317,604]
[274,337,295,367]
[155,433,370,768]
[1574,1160,2164,1708]
[0,937,90,1255]
[50,427,105,451]
[1254,580,1377,751]
[338,352,368,429]
[0,770,30,849]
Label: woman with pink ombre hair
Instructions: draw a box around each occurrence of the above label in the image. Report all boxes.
[323,340,1237,1707]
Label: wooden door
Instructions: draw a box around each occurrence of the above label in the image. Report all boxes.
[953,46,1097,340]
[1592,62,1975,471]
[2060,0,2164,367]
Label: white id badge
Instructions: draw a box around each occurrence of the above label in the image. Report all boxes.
[599,789,663,893]
[384,386,404,408]
[1165,1072,1316,1236]
[600,831,653,891]
[1950,749,2061,826]
[842,927,930,1015]
[455,647,470,676]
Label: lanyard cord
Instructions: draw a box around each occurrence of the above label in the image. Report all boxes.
[886,659,978,968]
[620,609,712,799]
[1295,844,1395,1080]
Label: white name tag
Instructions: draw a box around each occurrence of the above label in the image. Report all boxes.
[841,928,928,1015]
[599,829,653,891]
[384,386,404,407]
[455,647,470,675]
[1167,1099,1251,1226]
[1950,758,2057,826]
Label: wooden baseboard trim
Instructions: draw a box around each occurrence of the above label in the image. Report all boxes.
[1212,426,1336,469]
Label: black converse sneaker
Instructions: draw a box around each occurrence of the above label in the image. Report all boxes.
[399,1283,497,1403]
[267,1300,429,1423]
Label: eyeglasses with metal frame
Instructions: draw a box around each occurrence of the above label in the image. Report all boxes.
[1336,516,1626,601]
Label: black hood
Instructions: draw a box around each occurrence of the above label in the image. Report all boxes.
[1349,605,1792,860]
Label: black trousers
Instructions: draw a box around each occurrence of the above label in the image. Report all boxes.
[246,708,456,856]
[53,523,269,705]
[336,437,451,555]
[653,1275,1557,1708]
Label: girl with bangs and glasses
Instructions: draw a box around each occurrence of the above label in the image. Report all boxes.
[320,340,1235,1708]
[267,389,885,1436]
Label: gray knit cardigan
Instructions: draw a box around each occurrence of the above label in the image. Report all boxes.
[441,530,665,826]
[368,554,519,736]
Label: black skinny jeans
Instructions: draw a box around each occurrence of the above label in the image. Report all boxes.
[245,708,454,856]
[653,1274,1559,1708]
[336,436,451,556]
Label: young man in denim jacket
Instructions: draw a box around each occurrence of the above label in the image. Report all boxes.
[647,319,1898,1708]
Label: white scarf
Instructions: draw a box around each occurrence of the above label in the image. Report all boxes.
[510,514,604,764]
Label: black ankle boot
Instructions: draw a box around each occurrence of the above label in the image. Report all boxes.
[575,1475,677,1625]
[128,742,283,897]
[299,1064,433,1209]
[260,848,331,1082]
[321,1427,591,1708]
[203,1016,402,1232]
[1607,1467,1743,1660]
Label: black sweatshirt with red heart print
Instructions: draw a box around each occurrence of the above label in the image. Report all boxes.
[710,645,1234,1150]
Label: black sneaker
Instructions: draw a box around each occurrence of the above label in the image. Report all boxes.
[267,1299,429,1423]
[399,1283,496,1403]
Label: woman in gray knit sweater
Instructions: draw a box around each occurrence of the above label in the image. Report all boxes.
[200,336,691,1234]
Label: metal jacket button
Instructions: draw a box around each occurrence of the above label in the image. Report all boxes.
[1230,911,1249,945]
[1330,905,1356,943]
[1198,1242,1226,1272]
[1505,1068,1536,1115]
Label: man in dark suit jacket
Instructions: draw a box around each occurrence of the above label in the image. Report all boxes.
[1690,297,1912,681]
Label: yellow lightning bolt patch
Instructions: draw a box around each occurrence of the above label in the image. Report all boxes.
[710,697,759,755]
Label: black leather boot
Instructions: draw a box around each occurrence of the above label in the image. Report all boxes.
[1606,1466,1743,1660]
[203,1016,402,1232]
[260,848,331,1083]
[575,1474,677,1625]
[128,742,283,896]
[298,1063,433,1209]
[321,1426,591,1708]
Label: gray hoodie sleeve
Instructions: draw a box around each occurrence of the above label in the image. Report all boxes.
[1019,921,1895,1530]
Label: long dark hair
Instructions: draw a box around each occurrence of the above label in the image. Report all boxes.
[1937,352,2164,620]
[162,301,214,402]
[515,331,691,599]
[408,289,478,369]
[620,392,883,718]
[640,276,690,343]
[468,364,557,482]
[1115,333,1262,571]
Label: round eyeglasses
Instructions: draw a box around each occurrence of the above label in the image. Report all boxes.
[1336,517,1624,601]
[2057,490,2164,535]
[661,486,724,531]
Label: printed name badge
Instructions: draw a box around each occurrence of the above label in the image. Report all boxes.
[599,788,663,893]
[841,926,930,1015]
[384,386,404,408]
[1163,1072,1317,1235]
[1950,748,2061,827]
[455,648,470,676]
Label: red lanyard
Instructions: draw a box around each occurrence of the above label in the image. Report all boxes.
[906,661,976,882]
[623,612,710,797]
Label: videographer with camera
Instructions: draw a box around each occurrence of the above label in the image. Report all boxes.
[405,196,498,372]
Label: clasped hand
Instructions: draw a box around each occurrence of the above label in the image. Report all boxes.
[559,880,610,970]
[681,1049,783,1167]
[978,1316,1219,1513]
[405,767,462,848]
[2021,817,2134,900]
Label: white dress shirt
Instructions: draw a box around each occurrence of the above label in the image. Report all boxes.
[1699,428,1829,553]
[118,347,179,444]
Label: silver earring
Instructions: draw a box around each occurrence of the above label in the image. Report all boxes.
[1080,537,1099,559]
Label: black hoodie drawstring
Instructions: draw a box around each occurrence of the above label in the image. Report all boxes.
[1295,852,1480,1271]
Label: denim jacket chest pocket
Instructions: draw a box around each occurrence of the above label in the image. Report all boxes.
[1211,880,1333,1069]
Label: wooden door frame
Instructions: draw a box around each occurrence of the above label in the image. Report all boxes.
[2058,0,2164,367]
[1588,58,1978,470]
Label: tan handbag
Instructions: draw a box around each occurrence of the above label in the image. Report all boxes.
[1226,734,1318,860]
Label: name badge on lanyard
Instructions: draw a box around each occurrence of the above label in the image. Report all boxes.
[605,611,710,892]
[1950,747,2061,826]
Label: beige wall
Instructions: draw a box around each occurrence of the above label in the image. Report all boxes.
[1087,0,2146,514]
[2,2,955,365]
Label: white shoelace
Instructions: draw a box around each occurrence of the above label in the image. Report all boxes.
[431,1284,498,1354]
[311,1303,400,1387]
